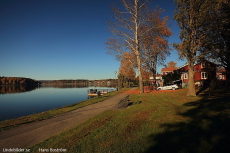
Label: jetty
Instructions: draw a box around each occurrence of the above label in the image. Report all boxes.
[87,89,116,96]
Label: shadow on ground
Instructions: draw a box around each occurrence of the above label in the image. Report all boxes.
[145,90,230,153]
[117,95,142,109]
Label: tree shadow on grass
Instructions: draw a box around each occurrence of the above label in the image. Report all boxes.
[145,90,230,153]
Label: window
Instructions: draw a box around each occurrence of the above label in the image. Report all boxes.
[201,63,205,68]
[219,74,225,80]
[218,74,223,79]
[201,72,207,79]
[184,73,188,79]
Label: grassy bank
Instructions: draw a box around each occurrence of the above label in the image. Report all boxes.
[28,88,230,153]
[0,89,128,131]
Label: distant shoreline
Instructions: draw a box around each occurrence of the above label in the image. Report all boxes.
[0,77,118,86]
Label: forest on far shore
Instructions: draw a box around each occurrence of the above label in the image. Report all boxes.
[0,77,38,85]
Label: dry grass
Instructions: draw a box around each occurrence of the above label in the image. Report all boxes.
[26,88,230,153]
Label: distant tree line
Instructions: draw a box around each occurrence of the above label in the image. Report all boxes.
[0,77,38,85]
[40,79,117,85]
[41,79,89,84]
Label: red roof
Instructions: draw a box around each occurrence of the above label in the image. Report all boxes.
[161,67,178,72]
[217,67,226,73]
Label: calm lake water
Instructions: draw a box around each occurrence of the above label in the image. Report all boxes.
[0,85,116,121]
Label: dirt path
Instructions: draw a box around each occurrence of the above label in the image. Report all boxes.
[0,89,135,152]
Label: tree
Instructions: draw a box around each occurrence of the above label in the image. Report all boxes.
[118,52,136,89]
[173,0,211,96]
[214,0,230,89]
[174,0,230,91]
[162,70,181,84]
[106,0,148,93]
[202,0,230,89]
[166,61,177,68]
[118,52,136,80]
[106,0,171,93]
[140,7,172,84]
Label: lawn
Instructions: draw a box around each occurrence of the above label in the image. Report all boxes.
[28,88,230,153]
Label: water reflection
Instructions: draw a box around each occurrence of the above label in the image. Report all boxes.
[0,85,37,95]
[38,84,88,89]
[0,85,116,121]
[0,84,116,94]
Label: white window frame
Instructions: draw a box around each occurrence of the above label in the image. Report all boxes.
[220,74,225,80]
[184,73,188,79]
[219,75,223,79]
[201,63,206,68]
[201,72,207,79]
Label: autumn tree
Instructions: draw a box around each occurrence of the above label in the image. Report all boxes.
[173,0,213,96]
[118,52,136,89]
[140,65,152,86]
[140,8,172,83]
[0,77,37,85]
[119,52,136,79]
[166,61,177,68]
[117,74,127,89]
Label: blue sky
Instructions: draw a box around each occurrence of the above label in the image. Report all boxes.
[0,0,183,80]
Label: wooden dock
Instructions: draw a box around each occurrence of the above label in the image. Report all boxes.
[87,89,116,96]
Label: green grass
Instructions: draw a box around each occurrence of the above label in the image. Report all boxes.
[27,88,230,153]
[0,89,129,131]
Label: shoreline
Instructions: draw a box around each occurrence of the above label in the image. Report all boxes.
[0,88,129,132]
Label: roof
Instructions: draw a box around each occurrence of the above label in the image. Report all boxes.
[176,60,217,71]
[149,74,162,77]
[161,67,178,72]
[217,67,226,73]
[176,63,188,70]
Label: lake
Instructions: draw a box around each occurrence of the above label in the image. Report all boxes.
[0,85,116,121]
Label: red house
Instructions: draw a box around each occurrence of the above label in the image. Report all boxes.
[216,67,226,81]
[176,61,217,87]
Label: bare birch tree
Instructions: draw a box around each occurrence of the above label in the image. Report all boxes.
[106,0,165,93]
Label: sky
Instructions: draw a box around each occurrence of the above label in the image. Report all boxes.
[0,0,183,80]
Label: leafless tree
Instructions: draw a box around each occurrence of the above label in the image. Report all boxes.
[106,0,168,93]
